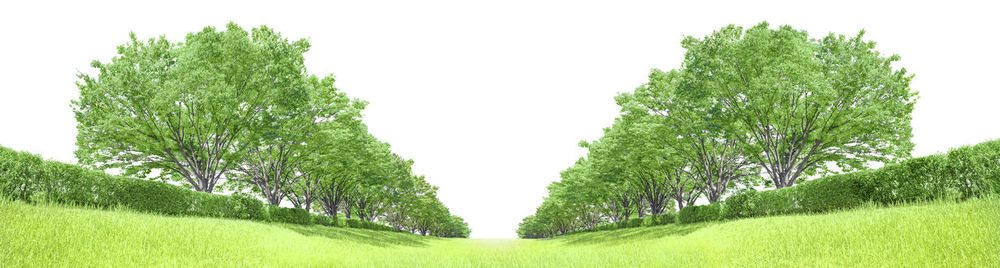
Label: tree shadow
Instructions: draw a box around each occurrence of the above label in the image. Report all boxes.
[555,223,712,246]
[278,224,435,248]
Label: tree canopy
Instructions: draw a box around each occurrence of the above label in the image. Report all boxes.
[74,23,469,238]
[518,22,915,238]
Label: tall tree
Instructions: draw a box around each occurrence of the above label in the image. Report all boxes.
[74,23,314,192]
[681,22,915,188]
[233,75,360,205]
[621,69,758,202]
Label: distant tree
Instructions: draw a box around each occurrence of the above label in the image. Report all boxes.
[620,69,759,202]
[233,75,360,205]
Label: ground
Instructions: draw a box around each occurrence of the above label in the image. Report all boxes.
[1,197,997,267]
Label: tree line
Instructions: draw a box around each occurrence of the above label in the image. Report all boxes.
[72,23,469,237]
[519,22,916,238]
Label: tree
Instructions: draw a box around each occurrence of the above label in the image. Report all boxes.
[621,69,758,203]
[74,23,314,193]
[586,118,682,215]
[310,120,371,217]
[680,22,915,188]
[234,75,360,204]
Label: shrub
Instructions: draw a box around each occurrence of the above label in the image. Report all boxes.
[627,217,643,228]
[659,213,676,224]
[752,188,798,216]
[643,213,676,226]
[796,174,864,212]
[0,146,296,224]
[231,193,266,221]
[267,206,312,225]
[948,139,1000,198]
[593,222,616,231]
[678,203,721,224]
[642,216,657,227]
[867,154,950,204]
[717,139,1000,221]
[312,214,334,226]
[722,189,759,219]
[345,218,363,228]
[343,218,398,231]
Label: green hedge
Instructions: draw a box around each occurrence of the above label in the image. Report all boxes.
[614,217,643,228]
[721,189,758,219]
[948,139,1000,198]
[312,214,335,226]
[592,222,616,231]
[0,146,424,232]
[678,203,721,224]
[642,213,676,226]
[267,205,313,225]
[232,193,267,221]
[544,139,1000,236]
[719,139,1000,221]
[344,218,400,232]
[0,146,286,223]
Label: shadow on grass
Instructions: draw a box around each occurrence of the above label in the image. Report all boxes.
[555,223,712,246]
[278,224,435,248]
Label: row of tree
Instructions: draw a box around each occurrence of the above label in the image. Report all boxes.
[72,23,469,237]
[518,22,917,238]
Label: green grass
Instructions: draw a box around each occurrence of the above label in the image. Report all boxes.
[2,198,998,267]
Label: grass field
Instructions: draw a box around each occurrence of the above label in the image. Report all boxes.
[2,197,997,267]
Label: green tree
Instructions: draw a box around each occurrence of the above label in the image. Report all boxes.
[681,22,915,188]
[233,75,360,204]
[621,69,758,202]
[74,23,314,193]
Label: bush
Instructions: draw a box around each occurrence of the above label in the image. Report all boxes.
[231,193,266,221]
[948,139,1000,198]
[796,174,864,212]
[751,188,798,216]
[267,205,312,225]
[345,218,363,228]
[643,213,676,226]
[627,217,643,228]
[593,222,616,231]
[312,214,334,226]
[642,216,657,227]
[717,138,1000,222]
[866,154,950,204]
[343,218,398,231]
[659,213,676,224]
[678,204,721,224]
[0,146,288,224]
[722,189,759,219]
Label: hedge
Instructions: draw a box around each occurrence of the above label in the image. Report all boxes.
[678,203,721,224]
[312,214,335,226]
[642,213,676,226]
[535,139,1000,236]
[267,205,313,225]
[712,138,1000,223]
[948,139,1000,198]
[0,146,423,233]
[1,146,297,225]
[344,218,401,232]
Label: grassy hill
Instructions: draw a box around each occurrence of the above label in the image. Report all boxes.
[2,197,997,267]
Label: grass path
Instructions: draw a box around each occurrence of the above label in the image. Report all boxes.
[2,198,997,267]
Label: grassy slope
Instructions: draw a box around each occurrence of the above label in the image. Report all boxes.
[2,198,997,267]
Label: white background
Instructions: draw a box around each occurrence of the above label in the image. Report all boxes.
[1,0,997,238]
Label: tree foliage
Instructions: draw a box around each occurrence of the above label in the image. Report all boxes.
[73,23,469,237]
[518,22,915,238]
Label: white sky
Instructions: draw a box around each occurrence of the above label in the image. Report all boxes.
[0,1,997,238]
